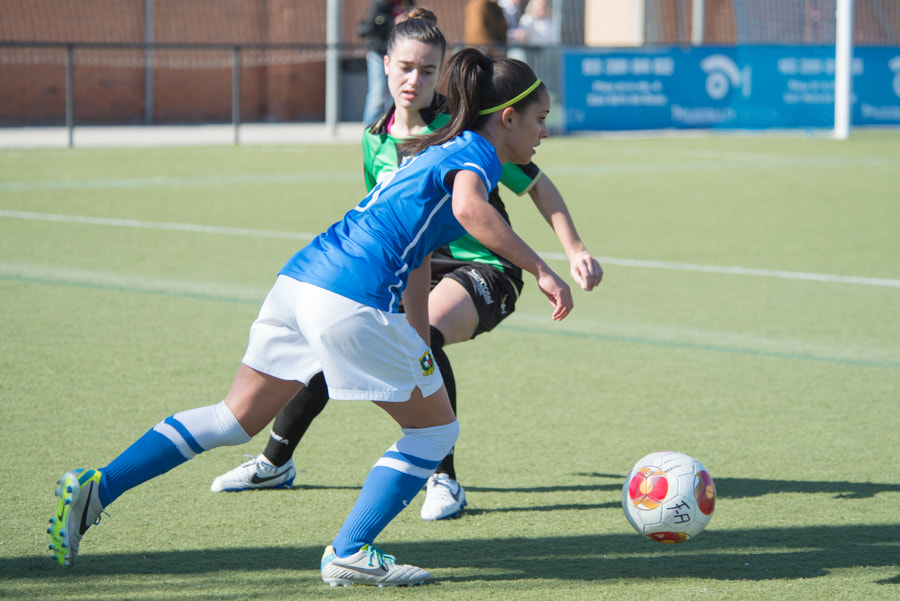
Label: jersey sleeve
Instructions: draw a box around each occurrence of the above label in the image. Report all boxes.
[436,137,503,197]
[499,162,542,196]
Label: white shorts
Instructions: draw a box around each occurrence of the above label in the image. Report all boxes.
[242,275,443,402]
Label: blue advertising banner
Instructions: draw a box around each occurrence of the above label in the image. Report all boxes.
[563,46,900,131]
[856,47,900,125]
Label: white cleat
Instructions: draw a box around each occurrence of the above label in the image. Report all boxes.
[210,454,295,492]
[421,473,467,520]
[321,545,429,587]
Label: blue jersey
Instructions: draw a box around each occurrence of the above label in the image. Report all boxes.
[279,130,503,312]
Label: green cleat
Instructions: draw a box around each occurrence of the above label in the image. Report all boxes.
[48,469,105,567]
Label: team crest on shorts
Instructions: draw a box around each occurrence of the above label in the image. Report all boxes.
[419,351,435,376]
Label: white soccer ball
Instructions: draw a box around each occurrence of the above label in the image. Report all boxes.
[622,451,716,543]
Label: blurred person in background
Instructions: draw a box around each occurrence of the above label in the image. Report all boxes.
[498,0,524,30]
[358,0,415,123]
[509,0,558,46]
[464,0,509,58]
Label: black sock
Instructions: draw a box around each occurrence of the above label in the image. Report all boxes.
[263,371,329,467]
[430,325,458,480]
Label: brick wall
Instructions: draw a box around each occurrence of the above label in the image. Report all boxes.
[0,0,895,126]
[0,0,473,126]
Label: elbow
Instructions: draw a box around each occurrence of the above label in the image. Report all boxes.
[452,202,481,228]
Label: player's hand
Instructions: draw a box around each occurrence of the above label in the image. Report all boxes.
[536,267,573,321]
[569,250,603,291]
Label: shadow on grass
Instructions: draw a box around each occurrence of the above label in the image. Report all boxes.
[7,475,897,587]
[3,524,897,585]
[457,474,900,514]
[571,473,900,500]
[270,475,900,503]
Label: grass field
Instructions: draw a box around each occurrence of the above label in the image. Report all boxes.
[1,130,898,600]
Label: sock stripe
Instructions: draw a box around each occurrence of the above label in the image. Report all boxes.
[373,456,435,480]
[382,448,442,471]
[165,415,207,454]
[153,417,204,458]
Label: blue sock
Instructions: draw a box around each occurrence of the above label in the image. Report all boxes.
[98,425,190,506]
[97,401,250,506]
[331,466,430,557]
[331,421,459,557]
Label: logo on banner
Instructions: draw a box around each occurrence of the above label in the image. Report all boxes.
[890,56,900,97]
[700,55,751,100]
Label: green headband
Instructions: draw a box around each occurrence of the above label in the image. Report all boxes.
[478,78,542,116]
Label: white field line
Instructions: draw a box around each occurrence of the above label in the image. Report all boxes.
[539,253,900,288]
[0,260,268,302]
[0,171,358,191]
[543,156,895,176]
[619,146,896,164]
[0,209,315,241]
[2,208,899,289]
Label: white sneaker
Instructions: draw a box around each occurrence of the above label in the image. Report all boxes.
[210,454,295,492]
[420,473,466,520]
[321,544,429,587]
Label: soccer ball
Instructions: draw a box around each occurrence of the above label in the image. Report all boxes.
[622,451,716,543]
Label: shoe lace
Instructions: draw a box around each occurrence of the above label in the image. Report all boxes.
[95,509,111,527]
[365,545,396,568]
[430,475,459,497]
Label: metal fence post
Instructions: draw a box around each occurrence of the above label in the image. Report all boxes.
[66,44,74,148]
[325,0,342,133]
[145,0,154,125]
[232,45,241,145]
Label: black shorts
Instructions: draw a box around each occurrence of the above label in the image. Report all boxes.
[432,260,524,339]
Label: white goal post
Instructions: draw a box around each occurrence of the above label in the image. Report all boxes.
[834,0,854,139]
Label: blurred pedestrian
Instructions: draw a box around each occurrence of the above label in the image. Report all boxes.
[510,0,558,46]
[464,0,508,58]
[357,0,415,123]
[498,0,524,30]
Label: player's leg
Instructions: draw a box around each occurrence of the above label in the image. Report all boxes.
[49,275,317,567]
[321,385,457,587]
[210,371,330,492]
[264,371,329,466]
[418,278,475,519]
[49,364,300,567]
[428,325,456,475]
[315,290,457,587]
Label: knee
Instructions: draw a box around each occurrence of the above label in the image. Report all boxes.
[402,419,459,458]
[434,419,460,449]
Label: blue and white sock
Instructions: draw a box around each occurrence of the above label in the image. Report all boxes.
[98,400,250,505]
[331,420,459,558]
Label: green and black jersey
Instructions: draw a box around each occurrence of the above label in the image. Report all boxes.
[361,93,542,292]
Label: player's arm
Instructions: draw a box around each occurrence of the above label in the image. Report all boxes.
[401,253,432,343]
[528,174,603,292]
[451,169,572,321]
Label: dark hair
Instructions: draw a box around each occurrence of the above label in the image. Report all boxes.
[399,47,546,157]
[386,7,446,62]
